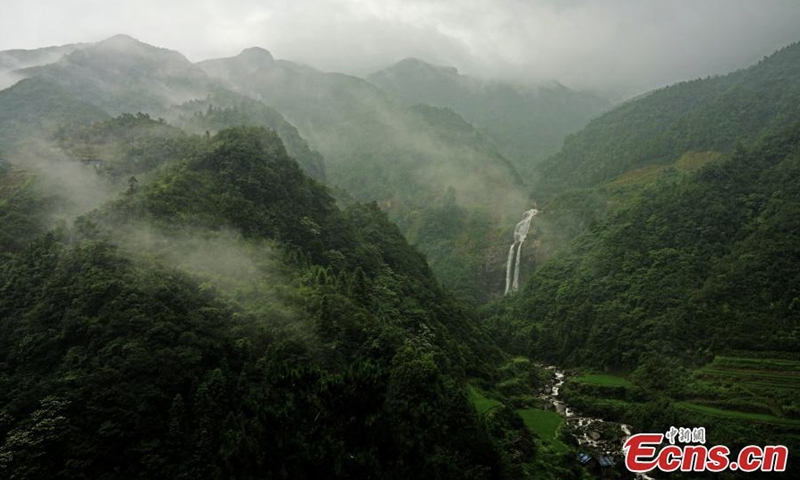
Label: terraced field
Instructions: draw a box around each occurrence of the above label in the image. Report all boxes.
[678,402,800,426]
[690,356,800,424]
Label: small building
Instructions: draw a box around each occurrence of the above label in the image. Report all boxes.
[598,456,615,468]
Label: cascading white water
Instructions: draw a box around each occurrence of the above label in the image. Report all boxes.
[505,244,516,294]
[504,208,539,295]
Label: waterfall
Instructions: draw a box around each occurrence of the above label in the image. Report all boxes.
[504,208,539,295]
[504,244,516,294]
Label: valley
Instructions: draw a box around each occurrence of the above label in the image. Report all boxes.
[0,25,799,480]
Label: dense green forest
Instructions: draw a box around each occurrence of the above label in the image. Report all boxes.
[0,123,525,479]
[483,41,800,478]
[534,42,800,198]
[491,123,800,368]
[2,33,800,479]
[197,47,535,302]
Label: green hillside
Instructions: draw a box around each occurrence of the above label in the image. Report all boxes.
[170,94,326,181]
[198,49,532,302]
[534,41,800,197]
[3,31,800,480]
[17,35,217,116]
[369,57,610,177]
[0,125,513,479]
[495,123,800,368]
[0,77,108,152]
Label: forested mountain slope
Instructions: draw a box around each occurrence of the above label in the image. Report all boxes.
[198,48,531,302]
[369,58,609,177]
[0,77,108,151]
[197,48,524,211]
[1,37,535,300]
[169,93,326,181]
[534,41,800,197]
[0,43,85,90]
[0,39,325,181]
[484,121,800,478]
[496,121,800,369]
[16,35,215,116]
[0,124,515,479]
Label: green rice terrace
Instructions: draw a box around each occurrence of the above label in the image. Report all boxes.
[686,355,800,425]
[467,385,503,416]
[515,409,569,453]
[572,373,635,388]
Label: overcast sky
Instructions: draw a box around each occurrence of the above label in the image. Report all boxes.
[2,0,799,96]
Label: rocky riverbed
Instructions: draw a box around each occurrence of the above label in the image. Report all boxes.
[538,365,656,479]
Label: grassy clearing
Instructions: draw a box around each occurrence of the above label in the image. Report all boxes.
[606,164,667,188]
[678,402,800,426]
[675,150,722,171]
[467,385,503,416]
[573,373,634,388]
[605,150,722,193]
[516,408,569,453]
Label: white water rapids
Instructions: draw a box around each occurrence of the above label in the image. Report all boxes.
[540,365,656,480]
[505,208,539,295]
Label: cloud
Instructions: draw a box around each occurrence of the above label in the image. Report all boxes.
[1,0,799,95]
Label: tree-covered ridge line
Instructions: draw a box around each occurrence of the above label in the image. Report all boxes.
[2,123,569,479]
[534,41,800,198]
[0,34,539,301]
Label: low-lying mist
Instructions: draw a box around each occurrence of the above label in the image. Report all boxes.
[110,222,301,330]
[8,141,120,227]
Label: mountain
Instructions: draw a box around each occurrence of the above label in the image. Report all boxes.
[0,43,84,71]
[0,37,326,181]
[197,48,523,208]
[499,123,800,366]
[0,43,85,90]
[169,92,327,181]
[0,37,533,300]
[3,31,800,480]
[15,34,216,116]
[533,41,800,197]
[368,58,610,177]
[198,48,531,302]
[484,42,800,475]
[0,77,109,152]
[492,42,800,369]
[0,124,522,479]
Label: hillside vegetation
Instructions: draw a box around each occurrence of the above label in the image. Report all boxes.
[535,42,800,197]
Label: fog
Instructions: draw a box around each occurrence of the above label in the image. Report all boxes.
[2,1,799,96]
[8,141,120,226]
[112,224,291,315]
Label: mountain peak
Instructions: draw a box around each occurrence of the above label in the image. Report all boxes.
[96,34,145,49]
[236,47,275,67]
[77,34,192,69]
[392,57,459,76]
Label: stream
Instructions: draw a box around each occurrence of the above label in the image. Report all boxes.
[539,365,656,479]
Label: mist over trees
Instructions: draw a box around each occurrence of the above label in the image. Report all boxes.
[1,30,800,479]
